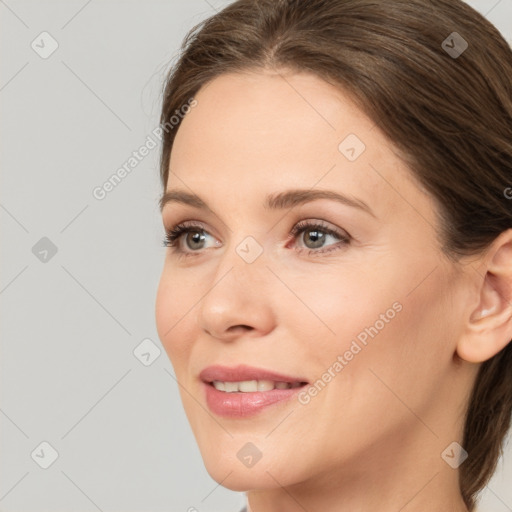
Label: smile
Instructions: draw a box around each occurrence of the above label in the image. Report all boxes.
[211,380,305,392]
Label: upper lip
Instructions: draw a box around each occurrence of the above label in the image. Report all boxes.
[199,364,309,384]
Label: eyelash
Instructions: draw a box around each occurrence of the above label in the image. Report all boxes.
[162,220,351,259]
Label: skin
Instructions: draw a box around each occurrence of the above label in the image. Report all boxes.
[155,69,512,512]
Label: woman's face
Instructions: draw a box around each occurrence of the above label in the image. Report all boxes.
[155,70,475,491]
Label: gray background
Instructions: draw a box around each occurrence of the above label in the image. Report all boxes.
[1,1,511,511]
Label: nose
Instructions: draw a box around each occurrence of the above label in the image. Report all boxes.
[197,244,276,342]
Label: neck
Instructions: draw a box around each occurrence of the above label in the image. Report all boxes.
[245,470,469,512]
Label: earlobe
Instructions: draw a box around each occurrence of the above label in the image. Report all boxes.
[457,230,512,363]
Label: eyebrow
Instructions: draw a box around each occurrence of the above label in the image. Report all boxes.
[159,188,375,217]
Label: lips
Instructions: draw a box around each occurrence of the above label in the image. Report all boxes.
[199,364,309,385]
[200,364,309,418]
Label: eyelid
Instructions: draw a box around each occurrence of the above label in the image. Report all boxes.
[289,218,350,240]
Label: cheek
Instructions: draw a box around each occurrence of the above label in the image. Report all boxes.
[291,259,455,411]
[324,268,459,431]
[284,262,400,353]
[155,266,195,368]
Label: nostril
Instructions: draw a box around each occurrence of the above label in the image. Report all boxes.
[229,325,253,332]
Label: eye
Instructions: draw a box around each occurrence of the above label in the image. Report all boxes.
[288,219,351,255]
[162,220,218,255]
[162,219,351,257]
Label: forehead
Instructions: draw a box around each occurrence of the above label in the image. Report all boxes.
[172,70,374,165]
[167,70,431,223]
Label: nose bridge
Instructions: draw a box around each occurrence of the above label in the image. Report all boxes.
[212,232,269,297]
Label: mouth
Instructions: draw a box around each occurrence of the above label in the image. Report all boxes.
[199,363,309,390]
[199,364,309,417]
[206,379,308,392]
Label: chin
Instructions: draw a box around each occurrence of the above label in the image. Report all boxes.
[203,456,294,492]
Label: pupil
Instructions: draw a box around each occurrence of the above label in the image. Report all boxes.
[188,231,205,249]
[305,230,324,248]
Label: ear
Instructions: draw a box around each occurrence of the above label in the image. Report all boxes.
[457,229,512,363]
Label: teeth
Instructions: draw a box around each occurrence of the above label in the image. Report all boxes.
[257,380,275,391]
[224,381,239,393]
[239,380,258,392]
[212,380,302,392]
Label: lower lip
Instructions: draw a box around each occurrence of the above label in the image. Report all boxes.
[203,382,307,418]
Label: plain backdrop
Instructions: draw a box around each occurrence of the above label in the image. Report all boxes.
[1,1,511,511]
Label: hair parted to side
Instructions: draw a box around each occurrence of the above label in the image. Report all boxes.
[158,0,512,509]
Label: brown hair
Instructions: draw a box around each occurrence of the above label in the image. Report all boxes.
[158,0,512,509]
